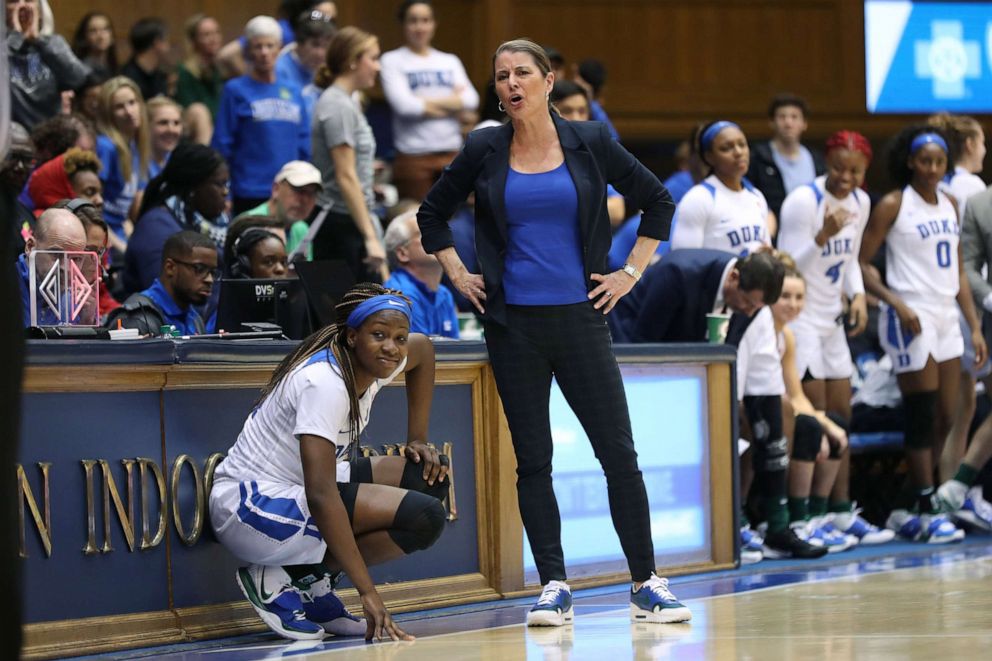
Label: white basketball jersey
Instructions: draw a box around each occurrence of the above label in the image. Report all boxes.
[939,166,986,218]
[671,174,771,256]
[779,176,870,329]
[885,185,960,307]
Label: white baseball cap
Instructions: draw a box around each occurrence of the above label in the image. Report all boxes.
[274,161,323,189]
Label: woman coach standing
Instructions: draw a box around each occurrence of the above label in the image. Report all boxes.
[417,38,691,628]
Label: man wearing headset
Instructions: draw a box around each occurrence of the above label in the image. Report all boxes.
[105,230,217,336]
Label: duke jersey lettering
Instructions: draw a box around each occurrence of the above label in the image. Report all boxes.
[885,185,960,308]
[670,174,771,256]
[778,176,870,330]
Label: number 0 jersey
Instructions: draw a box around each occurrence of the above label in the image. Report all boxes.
[778,176,869,331]
[885,185,960,309]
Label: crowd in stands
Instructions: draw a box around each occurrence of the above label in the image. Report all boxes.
[7,0,992,559]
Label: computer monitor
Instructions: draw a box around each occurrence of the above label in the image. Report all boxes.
[215,277,311,339]
[292,259,356,328]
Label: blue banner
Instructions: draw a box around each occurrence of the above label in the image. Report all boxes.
[866,1,992,113]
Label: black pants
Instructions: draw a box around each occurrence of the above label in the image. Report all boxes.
[485,302,655,584]
[311,208,382,284]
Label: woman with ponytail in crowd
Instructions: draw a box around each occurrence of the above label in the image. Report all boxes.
[859,124,986,543]
[123,143,230,294]
[310,26,388,283]
[778,130,895,545]
[209,283,448,642]
[96,76,151,251]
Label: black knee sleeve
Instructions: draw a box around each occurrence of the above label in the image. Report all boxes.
[745,395,788,499]
[792,414,822,462]
[399,454,450,502]
[350,456,373,484]
[388,491,446,553]
[825,411,849,459]
[903,391,938,450]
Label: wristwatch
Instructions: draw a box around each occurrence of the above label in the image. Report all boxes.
[622,262,642,282]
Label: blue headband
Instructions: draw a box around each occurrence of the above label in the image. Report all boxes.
[701,121,740,152]
[346,295,412,329]
[910,132,948,155]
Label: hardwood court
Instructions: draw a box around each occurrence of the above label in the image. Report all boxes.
[116,548,992,661]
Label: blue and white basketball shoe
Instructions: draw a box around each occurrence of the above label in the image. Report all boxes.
[831,506,894,545]
[527,580,573,627]
[236,565,325,641]
[740,526,764,564]
[953,487,992,533]
[630,574,692,623]
[301,573,366,636]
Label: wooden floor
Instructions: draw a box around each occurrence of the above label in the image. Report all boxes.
[309,557,992,660]
[95,545,992,661]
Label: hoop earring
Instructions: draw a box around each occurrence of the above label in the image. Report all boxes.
[498,100,505,113]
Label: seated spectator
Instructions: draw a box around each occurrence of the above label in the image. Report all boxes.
[120,18,171,102]
[124,143,229,294]
[107,230,217,336]
[27,148,104,214]
[17,208,87,326]
[2,124,38,253]
[71,11,118,76]
[276,9,335,90]
[146,97,183,178]
[224,214,287,261]
[6,0,90,130]
[72,69,111,125]
[96,76,152,247]
[213,15,311,215]
[51,198,120,320]
[747,93,825,219]
[383,209,459,338]
[30,114,96,167]
[663,128,709,204]
[225,227,290,279]
[574,58,618,141]
[240,160,322,260]
[175,14,225,145]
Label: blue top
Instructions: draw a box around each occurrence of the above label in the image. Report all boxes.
[384,268,459,338]
[123,206,183,295]
[276,51,312,91]
[661,170,695,204]
[503,162,587,306]
[141,278,205,336]
[771,144,816,196]
[96,134,144,237]
[589,100,619,141]
[211,76,311,199]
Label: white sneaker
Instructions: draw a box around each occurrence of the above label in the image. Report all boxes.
[953,486,992,533]
[937,479,969,513]
[527,580,573,627]
[834,506,895,544]
[630,574,692,624]
[919,513,966,543]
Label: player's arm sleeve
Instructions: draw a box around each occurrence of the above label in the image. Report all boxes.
[453,57,479,110]
[843,196,870,298]
[669,187,709,250]
[777,188,819,270]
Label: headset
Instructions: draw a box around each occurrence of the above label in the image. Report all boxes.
[229,228,284,279]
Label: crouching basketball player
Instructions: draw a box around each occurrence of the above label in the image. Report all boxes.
[209,284,450,642]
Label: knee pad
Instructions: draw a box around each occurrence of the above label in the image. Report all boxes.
[388,491,446,553]
[743,395,784,443]
[903,391,939,450]
[399,454,450,502]
[791,414,822,462]
[824,411,848,459]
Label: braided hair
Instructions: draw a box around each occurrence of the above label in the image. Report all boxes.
[825,130,873,163]
[137,142,226,219]
[258,282,412,459]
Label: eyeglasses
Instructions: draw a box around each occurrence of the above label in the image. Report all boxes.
[172,259,220,279]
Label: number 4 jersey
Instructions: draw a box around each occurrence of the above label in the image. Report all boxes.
[778,176,870,331]
[885,185,959,310]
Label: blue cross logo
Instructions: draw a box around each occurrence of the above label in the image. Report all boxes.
[914,21,981,100]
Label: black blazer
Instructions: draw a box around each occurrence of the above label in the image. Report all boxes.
[418,114,674,325]
[610,248,735,343]
[746,140,826,220]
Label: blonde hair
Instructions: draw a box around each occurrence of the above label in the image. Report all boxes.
[147,95,183,120]
[315,26,378,89]
[97,77,151,182]
[770,249,803,280]
[928,112,982,160]
[62,148,103,178]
